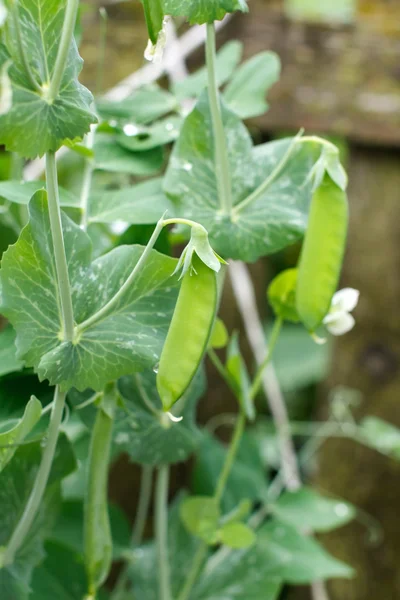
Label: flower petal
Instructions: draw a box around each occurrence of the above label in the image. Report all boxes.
[326,312,355,336]
[331,288,360,313]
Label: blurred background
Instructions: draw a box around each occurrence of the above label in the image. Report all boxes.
[3,0,400,598]
[79,2,400,598]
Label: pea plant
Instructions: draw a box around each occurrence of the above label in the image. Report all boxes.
[0,1,399,599]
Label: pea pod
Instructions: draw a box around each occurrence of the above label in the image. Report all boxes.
[157,254,217,411]
[84,385,116,597]
[296,173,348,332]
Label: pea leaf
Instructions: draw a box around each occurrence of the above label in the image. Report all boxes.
[223,51,281,119]
[88,178,174,225]
[96,86,178,124]
[164,93,317,262]
[0,438,74,599]
[162,0,248,24]
[0,190,179,392]
[30,541,90,600]
[257,519,353,583]
[270,486,356,533]
[180,496,220,544]
[0,181,79,207]
[173,41,243,100]
[114,368,204,465]
[358,417,400,460]
[219,521,256,549]
[0,396,42,472]
[117,116,182,152]
[0,0,96,158]
[94,134,163,175]
[0,325,24,377]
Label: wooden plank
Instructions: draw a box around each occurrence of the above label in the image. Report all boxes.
[221,1,400,146]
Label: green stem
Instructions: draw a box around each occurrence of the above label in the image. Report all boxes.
[46,152,75,341]
[12,0,41,92]
[76,214,165,332]
[155,465,171,600]
[177,544,209,600]
[163,217,203,229]
[48,0,79,103]
[112,466,153,600]
[249,317,283,401]
[232,131,303,218]
[206,22,233,215]
[95,7,108,96]
[2,387,66,565]
[214,411,246,504]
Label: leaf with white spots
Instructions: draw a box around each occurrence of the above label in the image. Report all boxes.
[164,92,319,262]
[270,486,356,532]
[0,0,96,158]
[0,191,179,392]
[162,0,248,25]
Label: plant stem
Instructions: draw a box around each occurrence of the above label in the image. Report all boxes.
[177,543,208,600]
[46,152,75,341]
[163,217,204,229]
[12,0,41,92]
[155,465,171,600]
[112,466,153,600]
[76,215,165,332]
[249,317,283,401]
[95,7,108,96]
[214,411,246,504]
[232,130,303,218]
[3,386,66,565]
[206,23,232,215]
[48,0,79,103]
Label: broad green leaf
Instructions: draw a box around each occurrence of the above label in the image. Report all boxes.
[94,134,163,175]
[268,268,300,323]
[30,541,90,600]
[96,86,178,124]
[180,496,220,544]
[0,325,24,377]
[192,432,268,513]
[88,178,174,225]
[162,0,248,25]
[219,521,256,549]
[257,519,353,583]
[271,486,355,533]
[164,92,317,261]
[266,323,330,392]
[0,0,96,158]
[117,115,182,151]
[0,191,179,392]
[358,417,400,460]
[173,41,243,100]
[223,52,280,119]
[0,438,74,599]
[114,368,204,465]
[142,0,164,44]
[0,396,42,471]
[192,536,282,600]
[0,181,79,207]
[129,494,201,599]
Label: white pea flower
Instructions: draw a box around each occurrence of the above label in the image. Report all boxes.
[323,288,360,336]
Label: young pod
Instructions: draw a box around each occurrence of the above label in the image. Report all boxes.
[157,254,217,411]
[296,174,348,332]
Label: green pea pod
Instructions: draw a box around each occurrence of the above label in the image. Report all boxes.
[296,173,348,332]
[157,254,217,411]
[84,385,116,597]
